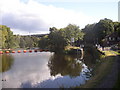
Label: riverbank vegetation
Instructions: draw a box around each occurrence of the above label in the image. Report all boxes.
[38,24,84,53]
[114,71,120,89]
[75,50,118,88]
[0,25,40,49]
[39,18,120,54]
[0,18,120,52]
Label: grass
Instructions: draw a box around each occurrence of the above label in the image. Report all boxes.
[114,72,120,89]
[112,50,120,55]
[65,45,80,51]
[74,50,117,88]
[64,45,81,55]
[79,56,115,88]
[104,50,120,56]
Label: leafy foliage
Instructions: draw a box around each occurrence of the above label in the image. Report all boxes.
[0,25,15,49]
[38,24,84,53]
[1,18,119,50]
[0,25,40,49]
[83,18,119,45]
[38,35,49,49]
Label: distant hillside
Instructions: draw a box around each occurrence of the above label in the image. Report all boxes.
[22,34,49,38]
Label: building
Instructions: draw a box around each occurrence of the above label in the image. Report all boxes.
[104,32,120,46]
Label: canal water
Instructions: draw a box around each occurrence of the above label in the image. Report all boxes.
[0,52,92,88]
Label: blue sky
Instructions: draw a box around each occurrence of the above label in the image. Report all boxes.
[40,2,118,20]
[1,0,119,35]
[20,0,118,21]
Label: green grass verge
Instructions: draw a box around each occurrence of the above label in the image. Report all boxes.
[64,45,81,55]
[73,50,117,88]
[114,72,120,89]
[78,56,115,88]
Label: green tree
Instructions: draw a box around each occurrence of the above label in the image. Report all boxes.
[24,36,34,48]
[31,36,40,47]
[63,24,84,44]
[10,35,21,49]
[0,27,2,48]
[83,24,96,44]
[94,18,114,44]
[39,24,84,53]
[113,22,120,36]
[0,25,8,48]
[19,36,26,48]
[83,18,115,45]
[49,27,67,53]
[0,25,15,49]
[38,35,49,49]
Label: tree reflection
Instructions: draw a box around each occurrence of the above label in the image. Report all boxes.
[0,54,14,72]
[48,54,82,77]
[83,46,101,68]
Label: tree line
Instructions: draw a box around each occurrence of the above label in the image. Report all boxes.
[83,18,120,45]
[0,18,120,52]
[39,18,120,53]
[0,25,40,49]
[38,24,84,53]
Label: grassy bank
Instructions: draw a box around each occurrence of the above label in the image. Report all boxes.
[75,50,117,88]
[64,46,81,55]
[114,72,120,88]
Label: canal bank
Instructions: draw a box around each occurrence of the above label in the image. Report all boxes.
[96,55,119,88]
[75,50,119,88]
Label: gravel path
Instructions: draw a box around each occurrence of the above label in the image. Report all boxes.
[96,55,120,88]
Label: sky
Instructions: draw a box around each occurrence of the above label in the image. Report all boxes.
[0,0,119,35]
[118,1,120,22]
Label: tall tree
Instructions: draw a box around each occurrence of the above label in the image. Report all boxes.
[83,18,115,45]
[38,35,49,49]
[113,22,120,36]
[49,27,67,53]
[83,24,96,44]
[0,25,15,49]
[63,24,84,44]
[94,18,114,44]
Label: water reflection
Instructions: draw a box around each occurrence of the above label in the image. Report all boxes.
[48,54,82,77]
[21,54,92,88]
[0,54,14,72]
[1,52,92,88]
[83,54,96,69]
[1,52,53,88]
[82,46,103,69]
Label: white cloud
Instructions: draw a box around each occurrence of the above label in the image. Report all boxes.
[0,0,97,35]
